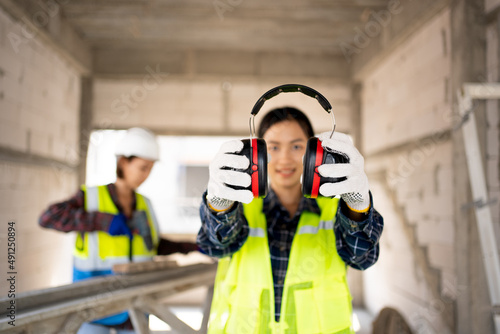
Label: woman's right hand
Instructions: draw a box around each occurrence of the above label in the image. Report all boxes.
[207,140,253,211]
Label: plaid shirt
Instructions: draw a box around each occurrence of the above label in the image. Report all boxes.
[39,184,116,232]
[39,183,198,255]
[197,189,384,321]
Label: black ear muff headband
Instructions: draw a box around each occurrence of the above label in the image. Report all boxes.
[251,84,333,115]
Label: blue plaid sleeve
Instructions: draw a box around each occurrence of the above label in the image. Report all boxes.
[197,192,249,258]
[334,192,384,270]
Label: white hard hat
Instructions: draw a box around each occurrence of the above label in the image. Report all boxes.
[115,127,160,161]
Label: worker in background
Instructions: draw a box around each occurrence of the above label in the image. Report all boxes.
[39,127,198,334]
[198,107,384,333]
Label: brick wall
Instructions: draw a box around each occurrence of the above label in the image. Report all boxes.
[0,9,81,294]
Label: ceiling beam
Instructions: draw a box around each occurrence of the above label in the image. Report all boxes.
[61,0,390,10]
[92,48,351,79]
[62,6,381,21]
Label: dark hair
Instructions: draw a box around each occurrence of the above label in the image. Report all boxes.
[257,107,314,138]
[116,156,136,179]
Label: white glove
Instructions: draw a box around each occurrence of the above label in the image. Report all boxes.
[316,132,370,212]
[207,140,254,211]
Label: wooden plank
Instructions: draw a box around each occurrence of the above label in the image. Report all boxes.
[113,259,178,274]
[0,263,211,314]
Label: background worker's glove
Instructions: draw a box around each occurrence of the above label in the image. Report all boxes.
[317,132,371,212]
[132,211,153,251]
[207,140,253,211]
[108,213,133,239]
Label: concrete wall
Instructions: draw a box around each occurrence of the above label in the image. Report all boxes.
[359,1,500,331]
[360,8,454,333]
[0,9,82,294]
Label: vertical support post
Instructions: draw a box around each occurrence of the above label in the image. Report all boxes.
[458,87,500,334]
[221,81,232,132]
[351,83,363,154]
[450,0,488,332]
[349,83,365,308]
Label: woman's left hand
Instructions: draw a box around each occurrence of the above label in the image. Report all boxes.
[316,131,371,212]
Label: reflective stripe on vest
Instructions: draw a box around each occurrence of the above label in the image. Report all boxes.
[297,220,334,235]
[73,185,159,273]
[248,227,265,237]
[208,197,353,334]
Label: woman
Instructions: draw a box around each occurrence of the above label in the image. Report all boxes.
[39,127,198,334]
[198,107,384,333]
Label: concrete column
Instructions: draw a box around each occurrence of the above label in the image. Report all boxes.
[450,0,491,333]
[78,77,93,186]
[351,83,363,154]
[348,84,365,309]
[350,83,368,309]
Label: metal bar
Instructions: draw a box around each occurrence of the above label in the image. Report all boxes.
[199,285,214,333]
[140,297,197,334]
[459,84,500,334]
[129,306,150,334]
[463,83,500,99]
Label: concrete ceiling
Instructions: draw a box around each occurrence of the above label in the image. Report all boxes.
[60,0,389,54]
[2,0,394,77]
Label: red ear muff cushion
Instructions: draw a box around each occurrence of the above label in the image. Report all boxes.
[254,138,268,198]
[302,138,323,198]
[311,139,324,198]
[251,138,260,197]
[224,139,268,199]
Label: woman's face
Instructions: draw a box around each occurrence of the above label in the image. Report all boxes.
[263,120,309,192]
[119,157,155,189]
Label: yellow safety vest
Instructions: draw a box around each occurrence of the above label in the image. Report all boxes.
[73,185,160,276]
[208,197,353,334]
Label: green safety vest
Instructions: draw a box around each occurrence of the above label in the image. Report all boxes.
[73,185,160,275]
[208,197,353,334]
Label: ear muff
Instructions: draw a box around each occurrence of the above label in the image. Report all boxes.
[233,84,343,199]
[302,138,349,198]
[302,138,325,199]
[225,138,268,198]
